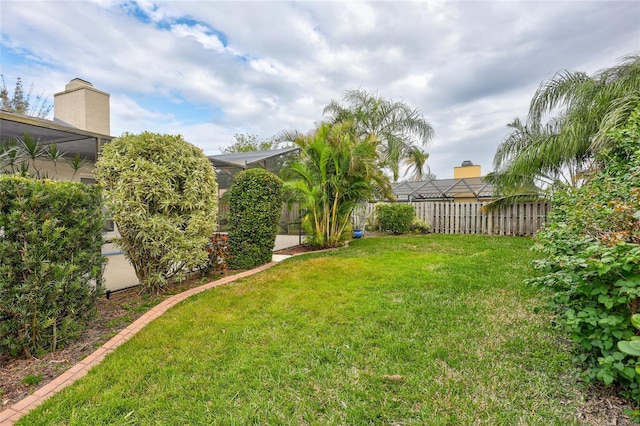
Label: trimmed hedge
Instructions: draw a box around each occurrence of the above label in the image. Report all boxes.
[228,169,283,269]
[96,131,218,292]
[374,203,416,234]
[0,175,105,357]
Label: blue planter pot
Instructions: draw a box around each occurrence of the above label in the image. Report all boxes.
[353,229,364,239]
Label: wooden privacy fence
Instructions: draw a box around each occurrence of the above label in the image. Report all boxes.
[219,201,549,237]
[356,201,550,237]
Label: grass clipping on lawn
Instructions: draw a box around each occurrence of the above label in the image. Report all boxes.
[15,235,616,425]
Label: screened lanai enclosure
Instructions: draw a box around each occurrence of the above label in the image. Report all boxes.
[208,147,300,190]
[390,177,494,202]
[208,147,302,234]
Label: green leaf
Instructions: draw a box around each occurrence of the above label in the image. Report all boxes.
[632,314,640,330]
[618,340,640,357]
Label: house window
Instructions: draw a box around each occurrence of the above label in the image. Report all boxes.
[80,177,114,232]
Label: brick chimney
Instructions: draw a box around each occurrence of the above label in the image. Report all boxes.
[453,160,481,179]
[54,78,110,135]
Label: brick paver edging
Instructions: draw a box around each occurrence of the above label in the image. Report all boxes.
[0,261,279,426]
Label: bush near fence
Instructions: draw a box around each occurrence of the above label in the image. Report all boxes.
[357,201,549,237]
[224,201,550,237]
[0,175,105,358]
[372,203,416,233]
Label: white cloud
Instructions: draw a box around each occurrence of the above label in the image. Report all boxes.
[1,0,638,180]
[170,23,225,51]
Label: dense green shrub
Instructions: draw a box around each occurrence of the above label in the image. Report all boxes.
[96,132,218,293]
[374,203,416,234]
[227,169,283,269]
[410,217,431,234]
[530,106,640,400]
[0,175,105,357]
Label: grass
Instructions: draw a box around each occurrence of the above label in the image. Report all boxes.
[18,235,583,425]
[20,374,41,387]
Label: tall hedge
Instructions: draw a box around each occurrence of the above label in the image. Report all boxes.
[0,175,105,357]
[228,169,283,269]
[96,132,218,292]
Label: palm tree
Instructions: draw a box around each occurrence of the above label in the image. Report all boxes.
[403,147,431,181]
[529,54,640,170]
[282,121,392,248]
[323,89,435,181]
[488,54,640,208]
[17,133,46,178]
[66,153,88,180]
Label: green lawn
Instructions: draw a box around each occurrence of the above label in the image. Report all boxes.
[19,235,583,425]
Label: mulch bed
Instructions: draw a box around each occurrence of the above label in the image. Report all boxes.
[1,246,636,424]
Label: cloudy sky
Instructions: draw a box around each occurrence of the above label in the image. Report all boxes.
[1,1,638,179]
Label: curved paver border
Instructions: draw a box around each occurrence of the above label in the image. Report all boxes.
[0,260,281,426]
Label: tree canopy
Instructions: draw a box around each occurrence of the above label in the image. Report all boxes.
[489,54,640,206]
[323,89,434,181]
[0,75,52,118]
[222,133,280,154]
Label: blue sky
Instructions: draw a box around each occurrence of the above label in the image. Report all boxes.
[1,0,639,179]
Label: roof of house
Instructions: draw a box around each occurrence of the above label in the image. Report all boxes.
[208,147,300,169]
[0,109,112,162]
[391,176,494,201]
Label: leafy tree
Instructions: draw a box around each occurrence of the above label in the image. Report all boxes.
[222,133,280,154]
[96,132,218,293]
[323,89,434,181]
[227,168,283,269]
[283,121,392,248]
[490,54,640,201]
[1,75,52,118]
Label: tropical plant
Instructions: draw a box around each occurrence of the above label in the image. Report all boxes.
[403,146,431,181]
[0,139,21,173]
[19,133,46,177]
[529,105,640,401]
[227,168,283,269]
[0,133,72,179]
[488,54,640,208]
[283,121,393,248]
[485,117,567,210]
[323,89,434,181]
[66,153,89,180]
[530,54,640,154]
[95,131,218,293]
[0,75,52,118]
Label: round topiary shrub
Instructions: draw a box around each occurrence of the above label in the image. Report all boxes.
[96,131,218,292]
[227,168,283,269]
